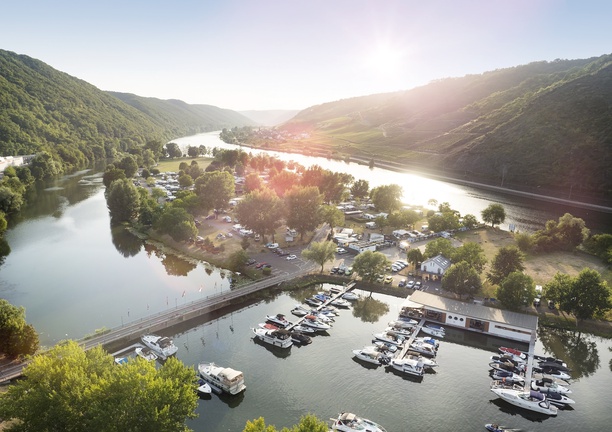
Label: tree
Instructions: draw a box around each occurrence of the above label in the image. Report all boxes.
[228,249,249,273]
[155,206,197,242]
[0,186,24,214]
[317,205,345,231]
[548,269,612,323]
[441,262,481,299]
[284,186,323,241]
[428,211,460,232]
[462,214,479,229]
[0,211,7,234]
[236,188,283,241]
[29,151,62,180]
[166,142,183,158]
[584,233,612,264]
[424,237,453,259]
[301,240,337,273]
[0,299,39,358]
[268,170,300,197]
[406,248,423,270]
[116,155,138,178]
[350,179,369,201]
[178,173,194,188]
[515,232,534,252]
[244,172,263,192]
[243,414,328,432]
[487,246,525,285]
[102,166,127,188]
[387,209,420,228]
[496,271,536,310]
[532,213,589,252]
[451,242,487,273]
[481,203,506,227]
[370,184,402,213]
[187,145,199,158]
[106,179,141,223]
[374,215,389,232]
[352,251,389,283]
[0,341,198,431]
[195,170,235,212]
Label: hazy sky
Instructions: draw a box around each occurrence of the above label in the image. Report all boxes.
[2,1,611,111]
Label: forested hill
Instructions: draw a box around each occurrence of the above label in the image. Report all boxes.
[0,49,253,166]
[282,55,612,203]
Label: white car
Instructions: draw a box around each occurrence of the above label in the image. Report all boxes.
[267,243,279,249]
[336,247,347,254]
[286,254,297,260]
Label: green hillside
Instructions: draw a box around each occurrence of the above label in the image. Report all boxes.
[0,49,253,171]
[281,55,612,203]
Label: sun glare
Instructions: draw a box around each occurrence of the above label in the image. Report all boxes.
[367,45,404,75]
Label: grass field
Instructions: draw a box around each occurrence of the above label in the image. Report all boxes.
[155,157,213,173]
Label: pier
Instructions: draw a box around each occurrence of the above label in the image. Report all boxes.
[0,271,309,384]
[396,318,427,359]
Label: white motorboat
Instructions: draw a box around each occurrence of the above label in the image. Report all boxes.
[388,358,425,378]
[331,298,351,308]
[141,334,178,360]
[539,390,576,406]
[389,319,418,328]
[310,311,334,323]
[352,347,390,366]
[533,367,571,382]
[330,412,387,432]
[490,388,558,416]
[373,332,405,347]
[409,340,437,357]
[304,297,324,307]
[498,346,528,363]
[531,378,572,395]
[196,379,212,396]
[266,313,293,328]
[198,362,246,395]
[301,315,331,331]
[252,327,293,349]
[290,305,309,316]
[404,352,438,368]
[373,341,398,353]
[385,326,412,338]
[414,336,440,350]
[420,324,445,338]
[135,346,158,361]
[491,370,525,384]
[319,305,339,315]
[341,292,359,301]
[292,324,316,334]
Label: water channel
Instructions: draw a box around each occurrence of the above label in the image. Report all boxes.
[1,131,611,431]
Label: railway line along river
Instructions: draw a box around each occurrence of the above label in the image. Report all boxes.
[1,131,611,431]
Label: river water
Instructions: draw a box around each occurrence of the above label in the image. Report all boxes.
[1,131,611,431]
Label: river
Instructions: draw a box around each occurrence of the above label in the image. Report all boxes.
[1,131,611,431]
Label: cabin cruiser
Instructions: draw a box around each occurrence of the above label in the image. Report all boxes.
[341,291,359,301]
[409,340,437,357]
[498,347,527,363]
[310,311,334,323]
[135,346,158,361]
[420,324,445,338]
[266,313,293,328]
[252,327,293,348]
[538,389,576,406]
[198,362,246,395]
[404,352,438,368]
[330,298,351,308]
[301,315,331,331]
[530,378,572,394]
[414,336,440,349]
[389,319,418,328]
[291,304,309,316]
[532,367,571,381]
[304,297,324,307]
[372,332,405,347]
[330,412,387,432]
[385,326,412,338]
[352,347,391,366]
[292,324,316,334]
[491,370,525,384]
[141,334,178,360]
[490,388,558,416]
[373,341,398,353]
[388,358,425,378]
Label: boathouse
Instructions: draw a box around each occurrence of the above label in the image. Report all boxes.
[402,291,538,343]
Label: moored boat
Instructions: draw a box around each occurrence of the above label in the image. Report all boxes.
[385,326,412,338]
[352,347,390,366]
[330,298,351,308]
[388,358,425,378]
[266,313,293,328]
[289,330,312,345]
[490,388,558,416]
[196,379,212,396]
[420,324,445,338]
[198,362,246,395]
[252,327,293,348]
[292,324,316,334]
[291,305,309,316]
[341,291,359,301]
[301,315,331,331]
[530,378,572,395]
[330,412,387,432]
[409,340,437,357]
[404,352,438,368]
[135,346,158,361]
[372,331,405,347]
[141,334,178,360]
[491,370,525,384]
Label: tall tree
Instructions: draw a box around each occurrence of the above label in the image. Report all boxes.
[301,240,337,273]
[428,211,460,232]
[195,170,235,212]
[350,179,369,201]
[424,237,453,259]
[487,246,525,285]
[481,203,506,227]
[317,205,345,231]
[370,184,403,213]
[106,178,141,223]
[406,248,424,270]
[268,170,300,197]
[352,251,389,283]
[244,172,263,192]
[496,271,536,310]
[155,206,197,242]
[0,299,39,358]
[235,188,283,241]
[243,414,328,432]
[0,341,198,432]
[462,214,479,229]
[452,242,487,273]
[165,142,183,158]
[284,186,323,241]
[116,155,138,178]
[441,262,481,299]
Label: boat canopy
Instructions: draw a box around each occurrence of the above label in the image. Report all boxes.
[220,368,243,382]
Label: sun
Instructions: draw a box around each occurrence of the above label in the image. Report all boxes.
[367,44,404,75]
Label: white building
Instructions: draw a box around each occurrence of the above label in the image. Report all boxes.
[420,254,451,277]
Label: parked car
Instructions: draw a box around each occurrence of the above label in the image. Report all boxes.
[345,267,353,276]
[406,280,415,288]
[337,267,345,275]
[330,266,339,274]
[336,247,347,254]
[254,234,261,242]
[548,300,556,310]
[286,254,297,260]
[533,298,541,307]
[246,258,257,266]
[414,281,422,289]
[384,275,393,284]
[398,279,407,288]
[266,243,279,249]
[256,262,268,269]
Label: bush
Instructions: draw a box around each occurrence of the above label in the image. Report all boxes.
[515,233,533,252]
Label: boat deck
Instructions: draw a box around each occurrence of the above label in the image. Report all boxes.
[396,318,426,359]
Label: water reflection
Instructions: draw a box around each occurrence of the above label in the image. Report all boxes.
[252,336,292,359]
[0,238,10,266]
[537,327,600,379]
[351,295,389,323]
[111,225,143,257]
[489,398,549,423]
[142,243,197,276]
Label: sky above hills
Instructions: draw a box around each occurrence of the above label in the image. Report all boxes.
[3,1,612,111]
